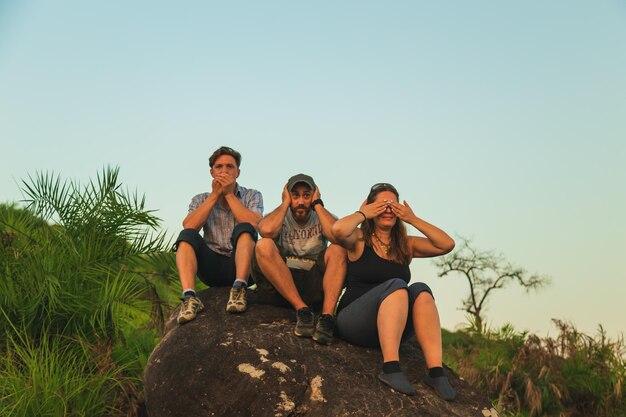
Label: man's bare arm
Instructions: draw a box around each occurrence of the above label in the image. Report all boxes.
[257,185,291,238]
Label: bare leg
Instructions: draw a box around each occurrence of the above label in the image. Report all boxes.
[377,289,409,363]
[321,244,347,315]
[255,238,306,310]
[412,292,443,368]
[176,241,197,291]
[234,232,255,281]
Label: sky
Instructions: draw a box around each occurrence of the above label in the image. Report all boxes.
[1,1,625,339]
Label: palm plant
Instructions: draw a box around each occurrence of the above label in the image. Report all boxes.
[0,167,178,416]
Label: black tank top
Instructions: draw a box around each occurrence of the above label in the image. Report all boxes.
[337,244,411,313]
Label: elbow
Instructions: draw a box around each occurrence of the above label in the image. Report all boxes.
[257,225,273,238]
[441,237,455,254]
[331,222,341,240]
[331,222,348,242]
[249,213,262,229]
[182,219,196,230]
[257,220,275,238]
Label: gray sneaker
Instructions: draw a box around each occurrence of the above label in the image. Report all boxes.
[177,295,204,324]
[312,314,334,345]
[226,286,247,313]
[294,307,315,337]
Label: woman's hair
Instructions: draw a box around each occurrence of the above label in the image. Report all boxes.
[361,183,411,264]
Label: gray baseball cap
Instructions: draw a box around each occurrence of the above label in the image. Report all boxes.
[287,173,316,191]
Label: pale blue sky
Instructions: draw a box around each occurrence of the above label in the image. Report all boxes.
[2,1,625,338]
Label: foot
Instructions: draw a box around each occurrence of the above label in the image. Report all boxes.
[378,371,416,396]
[312,314,334,345]
[177,295,204,324]
[226,286,247,313]
[424,375,456,401]
[294,307,314,338]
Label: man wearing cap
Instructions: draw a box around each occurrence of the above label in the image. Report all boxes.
[253,174,346,344]
[174,146,263,325]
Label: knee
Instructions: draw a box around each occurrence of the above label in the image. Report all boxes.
[414,290,435,310]
[409,282,433,301]
[395,287,409,300]
[177,228,200,243]
[386,278,409,292]
[378,287,409,319]
[179,228,198,235]
[379,279,409,306]
[385,286,409,303]
[232,222,258,245]
[175,240,194,254]
[175,228,201,252]
[237,232,254,246]
[255,238,278,259]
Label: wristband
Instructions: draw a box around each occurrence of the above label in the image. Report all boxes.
[356,210,366,222]
[311,199,324,209]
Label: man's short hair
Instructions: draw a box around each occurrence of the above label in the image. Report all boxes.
[209,146,242,168]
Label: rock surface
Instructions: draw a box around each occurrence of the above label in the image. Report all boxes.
[144,288,499,417]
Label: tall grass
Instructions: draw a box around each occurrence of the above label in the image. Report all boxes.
[0,330,121,417]
[443,320,625,417]
[0,168,178,416]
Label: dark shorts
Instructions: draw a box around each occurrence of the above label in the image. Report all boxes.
[336,278,433,348]
[174,223,258,287]
[252,249,326,311]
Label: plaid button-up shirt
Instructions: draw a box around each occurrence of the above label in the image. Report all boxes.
[188,184,263,256]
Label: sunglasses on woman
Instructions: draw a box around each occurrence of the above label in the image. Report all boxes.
[369,183,398,194]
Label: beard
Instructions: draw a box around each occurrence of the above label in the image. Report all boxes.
[291,205,310,221]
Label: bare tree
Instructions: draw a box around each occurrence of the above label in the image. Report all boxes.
[433,237,549,333]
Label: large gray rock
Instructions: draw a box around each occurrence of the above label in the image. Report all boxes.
[144,288,499,417]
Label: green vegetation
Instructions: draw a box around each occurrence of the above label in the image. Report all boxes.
[443,320,626,417]
[1,169,623,417]
[0,168,178,417]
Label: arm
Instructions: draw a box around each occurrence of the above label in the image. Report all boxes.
[311,186,339,244]
[331,199,388,250]
[391,200,455,258]
[182,179,223,230]
[224,193,262,227]
[217,173,263,227]
[257,185,291,238]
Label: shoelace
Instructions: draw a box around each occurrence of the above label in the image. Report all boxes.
[231,288,244,301]
[183,297,196,309]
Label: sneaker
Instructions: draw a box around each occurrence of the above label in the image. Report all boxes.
[294,307,315,338]
[312,314,334,345]
[177,295,204,324]
[424,375,456,401]
[226,286,247,313]
[378,371,416,396]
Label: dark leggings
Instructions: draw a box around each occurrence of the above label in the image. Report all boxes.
[336,278,433,348]
[174,223,257,287]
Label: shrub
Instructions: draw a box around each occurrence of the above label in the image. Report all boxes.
[0,168,178,416]
[444,321,625,417]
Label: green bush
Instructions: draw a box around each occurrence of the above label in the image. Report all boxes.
[0,168,178,416]
[444,321,625,417]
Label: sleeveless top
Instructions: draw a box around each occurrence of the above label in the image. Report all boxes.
[337,244,411,313]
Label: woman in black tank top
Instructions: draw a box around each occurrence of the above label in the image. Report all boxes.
[331,183,457,401]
